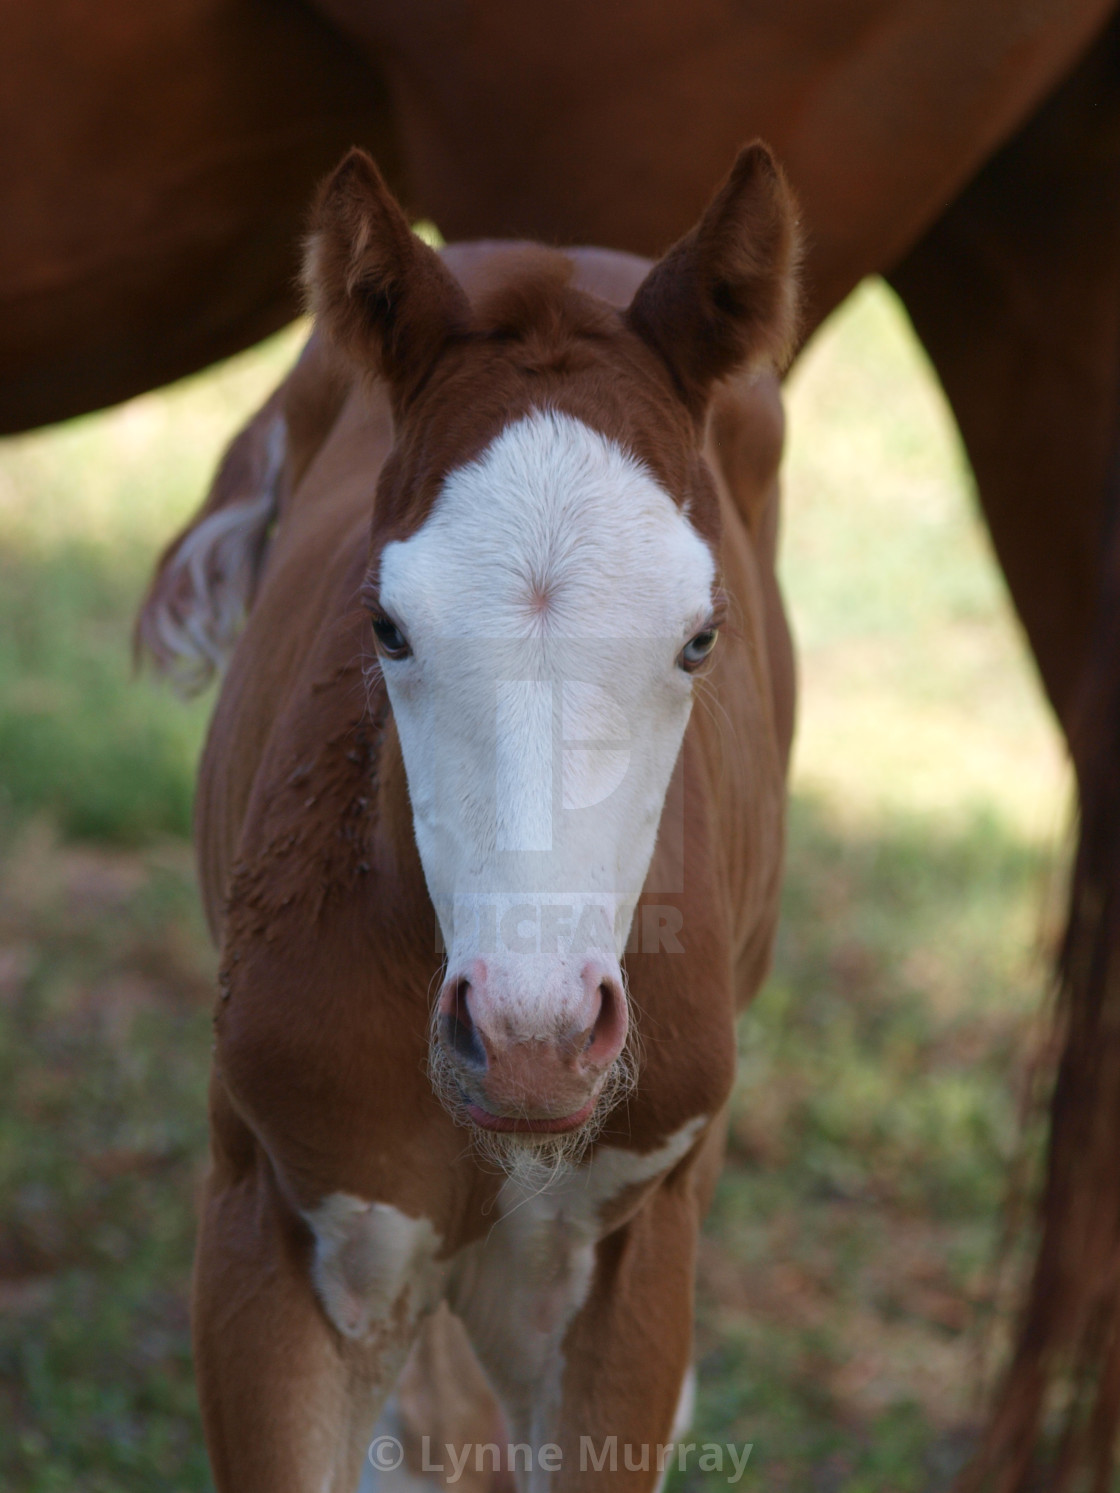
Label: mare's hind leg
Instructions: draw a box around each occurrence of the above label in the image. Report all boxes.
[137,331,351,702]
[193,1088,406,1493]
[888,14,1120,736]
[888,16,1120,1483]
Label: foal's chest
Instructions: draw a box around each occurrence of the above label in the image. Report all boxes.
[303,1116,709,1361]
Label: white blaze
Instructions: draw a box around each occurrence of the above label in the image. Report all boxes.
[377,410,714,1013]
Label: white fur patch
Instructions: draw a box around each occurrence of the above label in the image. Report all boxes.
[448,1116,709,1477]
[303,1194,444,1342]
[377,410,715,1031]
[671,1365,698,1441]
[344,1121,708,1493]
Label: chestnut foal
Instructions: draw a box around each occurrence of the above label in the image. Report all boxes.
[142,143,798,1492]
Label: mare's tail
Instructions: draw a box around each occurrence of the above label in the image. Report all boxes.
[136,330,350,695]
[135,389,287,696]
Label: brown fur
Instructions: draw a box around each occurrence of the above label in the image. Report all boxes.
[304,150,470,413]
[30,1,1120,1480]
[4,0,1109,434]
[152,150,797,1490]
[627,144,800,418]
[890,19,1120,1486]
[297,145,797,595]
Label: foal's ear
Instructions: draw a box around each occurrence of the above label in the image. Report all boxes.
[627,142,799,419]
[303,148,468,406]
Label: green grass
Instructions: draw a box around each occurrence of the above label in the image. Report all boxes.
[0,280,1068,1489]
[0,830,214,1491]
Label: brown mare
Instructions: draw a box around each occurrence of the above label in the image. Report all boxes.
[10,2,1120,1483]
[141,144,798,1491]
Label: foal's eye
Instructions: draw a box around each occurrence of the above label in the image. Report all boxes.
[370,613,411,659]
[680,629,719,672]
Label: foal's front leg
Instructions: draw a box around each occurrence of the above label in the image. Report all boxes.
[457,1168,700,1493]
[551,1178,700,1492]
[193,1102,419,1493]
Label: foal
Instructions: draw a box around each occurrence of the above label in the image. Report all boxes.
[142,143,798,1492]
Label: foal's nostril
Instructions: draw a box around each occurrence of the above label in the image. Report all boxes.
[439,978,487,1071]
[582,982,613,1052]
[583,974,628,1068]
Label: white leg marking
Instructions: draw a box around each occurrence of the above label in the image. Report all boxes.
[671,1365,697,1441]
[450,1117,709,1489]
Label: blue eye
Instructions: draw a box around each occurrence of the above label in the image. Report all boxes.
[680,629,718,671]
[371,613,411,658]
